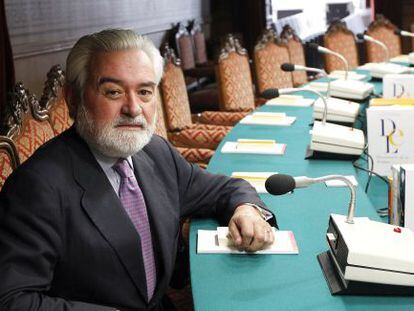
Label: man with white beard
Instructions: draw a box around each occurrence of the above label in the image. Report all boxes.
[0,29,276,311]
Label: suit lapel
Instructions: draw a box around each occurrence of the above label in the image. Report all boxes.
[67,130,148,301]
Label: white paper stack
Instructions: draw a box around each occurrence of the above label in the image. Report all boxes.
[328,70,367,81]
[231,171,276,193]
[239,112,296,126]
[221,139,286,155]
[197,227,299,254]
[265,94,314,107]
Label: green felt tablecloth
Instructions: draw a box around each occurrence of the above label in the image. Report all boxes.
[189,76,414,310]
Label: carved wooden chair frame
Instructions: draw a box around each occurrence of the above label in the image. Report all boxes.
[367,14,398,33]
[280,24,302,44]
[217,34,248,62]
[40,64,65,111]
[1,82,49,140]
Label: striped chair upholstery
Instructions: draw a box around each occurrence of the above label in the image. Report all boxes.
[324,21,359,73]
[40,65,73,135]
[1,83,55,164]
[366,15,401,63]
[155,88,213,165]
[0,136,19,189]
[216,34,256,111]
[254,29,293,95]
[160,50,233,150]
[280,25,308,87]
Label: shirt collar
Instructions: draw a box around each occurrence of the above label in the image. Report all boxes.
[90,147,134,173]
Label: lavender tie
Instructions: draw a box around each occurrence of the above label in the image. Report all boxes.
[113,159,156,301]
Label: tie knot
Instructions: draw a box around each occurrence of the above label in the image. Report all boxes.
[113,159,134,178]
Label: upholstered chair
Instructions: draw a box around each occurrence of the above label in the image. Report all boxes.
[254,29,294,95]
[323,21,359,73]
[0,83,55,164]
[160,48,236,150]
[280,25,308,87]
[365,15,401,63]
[40,65,73,135]
[215,34,258,111]
[154,88,213,166]
[0,136,19,189]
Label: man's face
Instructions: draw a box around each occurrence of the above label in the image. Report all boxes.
[76,49,157,158]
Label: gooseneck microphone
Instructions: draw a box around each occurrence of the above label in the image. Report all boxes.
[394,29,414,38]
[265,173,356,224]
[281,63,327,76]
[357,33,390,62]
[260,87,328,125]
[281,63,330,96]
[309,43,349,80]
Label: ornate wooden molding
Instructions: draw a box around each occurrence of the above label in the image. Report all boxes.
[218,34,247,61]
[325,21,354,37]
[0,135,20,168]
[280,24,302,43]
[254,28,283,51]
[162,43,181,66]
[368,14,397,32]
[1,82,48,139]
[40,64,65,110]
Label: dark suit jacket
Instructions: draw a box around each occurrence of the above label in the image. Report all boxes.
[0,128,272,310]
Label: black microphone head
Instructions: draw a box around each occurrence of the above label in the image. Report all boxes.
[356,33,365,40]
[265,174,296,195]
[308,42,319,50]
[394,29,402,35]
[261,88,280,100]
[281,63,295,72]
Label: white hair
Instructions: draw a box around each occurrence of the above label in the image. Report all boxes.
[65,29,164,116]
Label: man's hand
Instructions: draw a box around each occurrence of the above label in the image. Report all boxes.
[228,204,274,252]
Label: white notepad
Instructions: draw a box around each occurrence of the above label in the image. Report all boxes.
[328,70,367,81]
[324,175,358,187]
[221,141,286,155]
[231,171,276,193]
[265,95,314,107]
[197,227,299,254]
[240,112,296,126]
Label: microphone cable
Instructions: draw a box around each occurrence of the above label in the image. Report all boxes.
[351,144,390,217]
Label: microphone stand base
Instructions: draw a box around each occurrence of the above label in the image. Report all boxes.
[317,251,414,296]
[305,145,360,160]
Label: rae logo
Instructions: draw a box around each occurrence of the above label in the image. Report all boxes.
[381,119,404,153]
[393,83,407,98]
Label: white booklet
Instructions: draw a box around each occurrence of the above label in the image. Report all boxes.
[240,112,296,126]
[231,171,277,193]
[197,227,299,254]
[265,95,314,107]
[221,140,286,155]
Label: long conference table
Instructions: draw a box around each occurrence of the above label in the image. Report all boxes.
[189,74,414,310]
